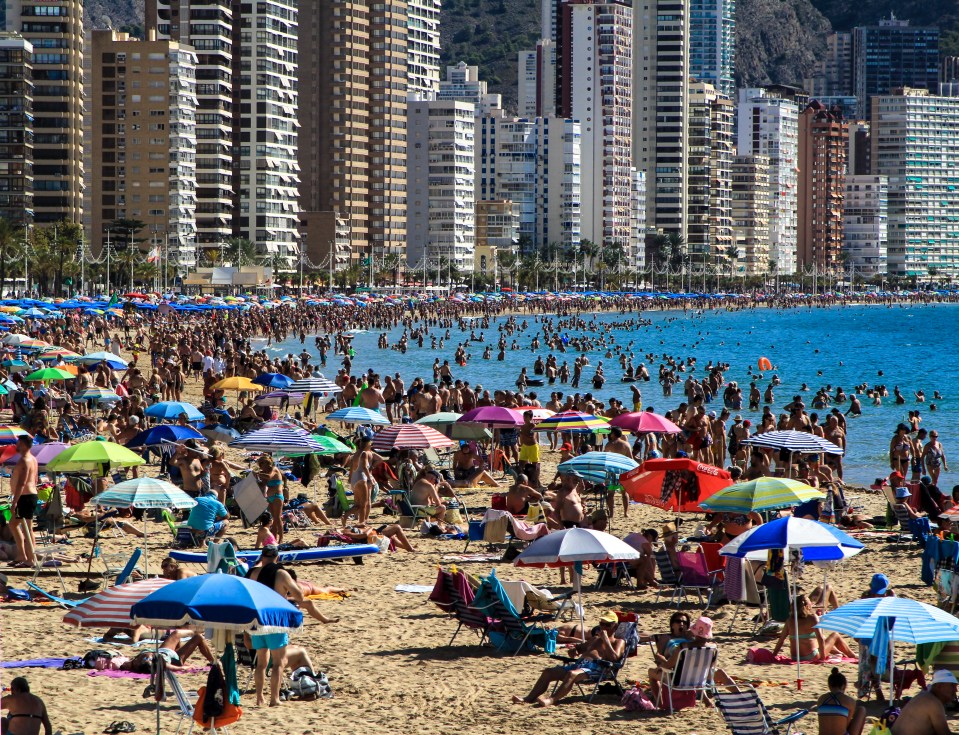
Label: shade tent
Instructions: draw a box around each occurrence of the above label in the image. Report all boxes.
[620,458,732,512]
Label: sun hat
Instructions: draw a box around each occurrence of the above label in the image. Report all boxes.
[661,522,678,537]
[869,573,890,596]
[599,611,618,625]
[890,471,904,480]
[932,669,958,685]
[895,487,911,499]
[689,616,714,639]
[734,415,742,422]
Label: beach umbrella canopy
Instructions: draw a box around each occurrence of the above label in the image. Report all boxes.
[73,351,129,369]
[740,430,844,455]
[458,406,524,427]
[621,458,732,512]
[212,376,263,392]
[307,434,353,455]
[511,407,556,422]
[254,390,304,407]
[1,441,69,467]
[557,451,639,484]
[817,597,959,645]
[370,424,454,452]
[131,573,304,633]
[126,424,204,448]
[198,424,241,442]
[64,578,173,629]
[535,410,608,432]
[699,478,824,513]
[24,367,74,382]
[0,425,30,444]
[73,387,122,404]
[38,347,81,361]
[251,372,294,389]
[414,412,463,426]
[144,401,205,421]
[327,406,390,425]
[450,423,493,441]
[1,333,32,345]
[93,477,196,509]
[287,376,341,394]
[609,411,682,434]
[719,516,864,561]
[229,426,327,455]
[46,441,147,473]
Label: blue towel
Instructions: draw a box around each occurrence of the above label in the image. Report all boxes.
[870,617,892,676]
[1,658,67,669]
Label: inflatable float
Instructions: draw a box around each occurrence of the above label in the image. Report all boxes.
[170,544,380,565]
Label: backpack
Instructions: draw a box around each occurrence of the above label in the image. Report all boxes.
[288,668,333,700]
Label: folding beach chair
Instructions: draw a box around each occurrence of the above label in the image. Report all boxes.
[675,551,723,609]
[657,645,717,714]
[724,556,767,634]
[100,547,144,587]
[469,568,557,656]
[428,567,492,647]
[714,685,808,735]
[577,612,641,702]
[233,634,258,691]
[164,668,201,735]
[30,543,70,593]
[654,547,682,605]
[25,580,88,608]
[594,561,635,590]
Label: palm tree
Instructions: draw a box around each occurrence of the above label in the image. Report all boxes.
[496,249,517,290]
[333,263,363,289]
[106,218,146,292]
[226,237,257,268]
[724,245,739,289]
[377,254,402,286]
[0,218,19,298]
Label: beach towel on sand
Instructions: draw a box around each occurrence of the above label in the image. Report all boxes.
[747,647,857,665]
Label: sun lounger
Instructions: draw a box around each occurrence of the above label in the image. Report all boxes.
[428,566,492,646]
[715,684,808,735]
[469,568,557,656]
[25,581,88,608]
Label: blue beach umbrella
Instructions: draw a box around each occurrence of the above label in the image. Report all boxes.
[251,372,294,389]
[144,401,205,422]
[557,451,639,484]
[131,573,303,633]
[74,351,129,369]
[125,424,205,448]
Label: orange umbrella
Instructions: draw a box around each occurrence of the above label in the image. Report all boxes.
[621,458,732,512]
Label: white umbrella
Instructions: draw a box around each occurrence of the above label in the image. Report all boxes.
[514,528,639,634]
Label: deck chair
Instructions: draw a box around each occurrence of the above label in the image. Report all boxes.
[654,547,682,605]
[30,544,70,593]
[100,547,144,587]
[428,567,492,646]
[233,634,257,691]
[25,580,88,608]
[714,685,808,735]
[658,645,717,714]
[675,551,723,609]
[579,612,641,702]
[725,556,767,633]
[164,668,199,735]
[594,561,635,590]
[469,568,557,656]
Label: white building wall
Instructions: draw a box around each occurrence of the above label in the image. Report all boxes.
[630,169,646,270]
[407,0,442,98]
[843,174,887,277]
[168,45,198,268]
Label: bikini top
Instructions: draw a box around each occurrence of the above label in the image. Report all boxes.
[818,692,850,719]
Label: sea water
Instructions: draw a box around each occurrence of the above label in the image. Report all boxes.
[266,302,958,487]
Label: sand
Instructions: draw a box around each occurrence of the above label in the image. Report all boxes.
[0,346,942,735]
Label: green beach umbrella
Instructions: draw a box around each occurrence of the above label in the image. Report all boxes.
[414,412,463,427]
[46,440,146,474]
[308,434,353,455]
[24,367,74,382]
[698,477,824,514]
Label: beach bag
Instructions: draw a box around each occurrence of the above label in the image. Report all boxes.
[193,687,242,729]
[621,686,657,711]
[289,668,333,700]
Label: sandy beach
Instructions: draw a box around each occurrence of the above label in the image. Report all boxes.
[0,335,942,735]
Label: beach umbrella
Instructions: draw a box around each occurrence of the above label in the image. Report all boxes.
[535,410,608,432]
[64,578,173,629]
[1,333,33,346]
[144,401,205,422]
[0,425,30,444]
[17,339,51,351]
[327,406,390,425]
[609,411,682,434]
[415,411,463,427]
[0,441,70,467]
[24,367,74,382]
[91,478,196,573]
[721,516,865,690]
[514,528,640,632]
[699,478,824,514]
[229,426,327,455]
[251,372,294,389]
[458,406,524,427]
[125,424,204,449]
[73,387,122,404]
[131,573,304,633]
[0,358,28,371]
[198,424,241,442]
[287,376,341,394]
[511,407,556,422]
[370,424,454,452]
[73,351,129,369]
[450,424,494,441]
[254,390,304,407]
[46,440,146,474]
[557,451,638,484]
[621,458,732,512]
[307,434,353,455]
[740,430,844,455]
[817,597,959,701]
[212,376,264,392]
[38,347,81,361]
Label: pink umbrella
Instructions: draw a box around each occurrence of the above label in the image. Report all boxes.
[609,411,682,434]
[1,441,72,468]
[371,424,455,451]
[458,406,524,427]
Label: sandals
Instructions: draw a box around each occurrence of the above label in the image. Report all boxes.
[104,721,136,734]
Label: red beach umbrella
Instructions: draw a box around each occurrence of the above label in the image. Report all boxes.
[621,458,732,512]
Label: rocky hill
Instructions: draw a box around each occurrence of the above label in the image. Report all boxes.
[84,0,143,35]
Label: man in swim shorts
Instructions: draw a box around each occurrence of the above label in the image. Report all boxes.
[518,411,541,486]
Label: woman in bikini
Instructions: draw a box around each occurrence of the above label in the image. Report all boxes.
[346,437,383,526]
[772,594,856,662]
[923,431,949,487]
[889,424,912,475]
[1,677,51,735]
[254,455,286,545]
[817,667,867,735]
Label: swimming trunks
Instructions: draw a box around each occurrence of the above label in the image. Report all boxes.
[250,632,288,651]
[15,495,38,520]
[519,443,540,463]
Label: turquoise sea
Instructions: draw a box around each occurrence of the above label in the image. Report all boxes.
[264,302,958,488]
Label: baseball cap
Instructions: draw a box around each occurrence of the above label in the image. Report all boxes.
[890,471,904,480]
[869,573,890,596]
[261,544,279,558]
[560,441,573,451]
[932,669,959,685]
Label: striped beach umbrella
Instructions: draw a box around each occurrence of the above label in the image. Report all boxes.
[73,387,122,404]
[288,376,341,394]
[371,424,455,452]
[308,434,354,455]
[38,347,81,361]
[0,425,29,444]
[254,390,305,407]
[699,477,824,513]
[93,477,196,510]
[229,426,328,455]
[557,451,639,484]
[327,406,390,425]
[17,339,52,351]
[740,430,844,455]
[64,578,173,629]
[535,410,608,432]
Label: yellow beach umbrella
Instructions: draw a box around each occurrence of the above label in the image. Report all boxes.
[212,376,264,392]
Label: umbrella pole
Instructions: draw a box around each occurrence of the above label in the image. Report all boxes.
[574,565,585,639]
[792,551,802,690]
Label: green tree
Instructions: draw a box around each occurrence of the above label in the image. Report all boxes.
[496,249,517,290]
[106,218,146,292]
[29,222,82,295]
[226,237,257,268]
[0,218,21,298]
[333,263,363,289]
[724,245,740,288]
[377,254,402,286]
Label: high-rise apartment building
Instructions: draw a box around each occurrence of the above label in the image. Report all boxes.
[147,0,234,260]
[90,30,197,267]
[853,17,939,119]
[731,154,770,275]
[517,39,556,119]
[689,0,735,98]
[848,121,870,176]
[687,81,733,259]
[4,0,83,225]
[633,0,690,237]
[629,170,646,269]
[797,100,848,272]
[407,0,441,97]
[738,87,800,275]
[558,0,634,250]
[407,99,475,272]
[843,175,887,278]
[804,32,853,98]
[437,62,502,114]
[475,111,582,254]
[871,89,959,276]
[474,199,518,279]
[0,33,31,225]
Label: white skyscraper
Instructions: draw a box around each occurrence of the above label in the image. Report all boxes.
[737,87,800,275]
[517,39,556,119]
[843,175,888,277]
[437,62,502,114]
[407,99,476,272]
[408,0,442,98]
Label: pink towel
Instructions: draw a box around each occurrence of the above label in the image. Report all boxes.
[746,647,857,665]
[509,518,549,541]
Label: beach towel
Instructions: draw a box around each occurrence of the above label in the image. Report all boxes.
[305,591,349,600]
[746,647,857,665]
[393,585,434,594]
[1,658,67,669]
[441,553,501,563]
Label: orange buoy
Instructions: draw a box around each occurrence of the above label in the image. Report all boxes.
[758,357,772,371]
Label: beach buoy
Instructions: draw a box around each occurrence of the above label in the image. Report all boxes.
[758,357,772,371]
